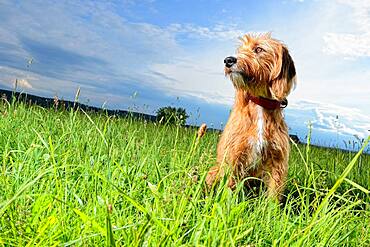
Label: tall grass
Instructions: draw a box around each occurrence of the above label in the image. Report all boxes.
[0,99,369,246]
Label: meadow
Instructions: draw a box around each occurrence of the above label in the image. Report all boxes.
[0,99,369,246]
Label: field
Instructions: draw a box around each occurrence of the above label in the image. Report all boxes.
[0,100,369,246]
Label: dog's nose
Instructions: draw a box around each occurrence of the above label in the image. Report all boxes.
[224,56,237,68]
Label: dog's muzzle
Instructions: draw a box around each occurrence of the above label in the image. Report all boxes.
[224,56,237,68]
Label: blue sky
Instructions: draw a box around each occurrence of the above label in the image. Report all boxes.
[0,0,369,150]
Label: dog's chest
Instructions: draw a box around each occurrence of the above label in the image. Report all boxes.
[247,105,266,167]
[220,105,269,167]
[255,106,265,155]
[229,106,267,163]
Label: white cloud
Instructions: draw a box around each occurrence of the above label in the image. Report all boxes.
[0,0,245,96]
[286,99,370,150]
[14,78,32,89]
[168,23,244,41]
[288,99,370,138]
[323,33,370,57]
[150,50,235,105]
[0,66,80,96]
[336,0,370,30]
[323,0,370,57]
[0,0,248,110]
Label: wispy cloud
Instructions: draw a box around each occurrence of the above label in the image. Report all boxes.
[15,78,32,89]
[0,0,247,112]
[286,99,370,150]
[323,33,370,58]
[323,0,370,58]
[167,23,243,41]
[289,100,370,137]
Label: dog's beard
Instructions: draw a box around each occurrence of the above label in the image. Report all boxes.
[229,71,254,89]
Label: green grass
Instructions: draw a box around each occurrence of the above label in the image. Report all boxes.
[0,100,369,246]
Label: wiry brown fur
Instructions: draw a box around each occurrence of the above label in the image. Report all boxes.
[206,33,296,199]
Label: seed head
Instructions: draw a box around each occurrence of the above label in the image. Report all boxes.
[197,123,207,138]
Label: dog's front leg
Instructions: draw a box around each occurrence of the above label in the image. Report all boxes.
[264,158,288,201]
[206,164,236,189]
[206,165,222,188]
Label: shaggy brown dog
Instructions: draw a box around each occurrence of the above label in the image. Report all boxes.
[206,33,296,200]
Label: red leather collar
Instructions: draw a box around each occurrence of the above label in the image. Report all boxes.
[247,95,288,110]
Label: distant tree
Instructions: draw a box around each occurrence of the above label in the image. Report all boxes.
[156,106,188,126]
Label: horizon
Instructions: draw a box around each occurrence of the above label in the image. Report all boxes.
[3,87,369,154]
[0,0,369,151]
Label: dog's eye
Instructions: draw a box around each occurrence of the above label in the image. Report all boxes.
[254,47,264,54]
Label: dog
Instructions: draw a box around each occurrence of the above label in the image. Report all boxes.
[206,33,296,200]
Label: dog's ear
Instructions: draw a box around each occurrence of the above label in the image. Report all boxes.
[270,46,296,100]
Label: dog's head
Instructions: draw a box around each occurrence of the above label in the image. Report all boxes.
[224,33,296,100]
